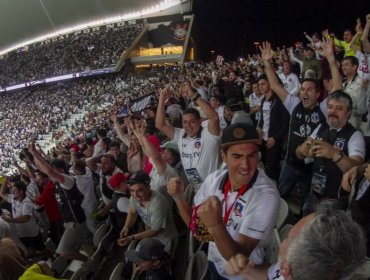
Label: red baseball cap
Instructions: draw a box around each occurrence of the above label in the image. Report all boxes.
[109,173,129,189]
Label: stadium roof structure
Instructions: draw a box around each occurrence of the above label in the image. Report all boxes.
[0,0,191,55]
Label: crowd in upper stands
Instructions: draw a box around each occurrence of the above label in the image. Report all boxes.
[1,14,370,280]
[0,24,142,87]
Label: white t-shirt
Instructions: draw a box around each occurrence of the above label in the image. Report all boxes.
[149,159,178,204]
[63,168,98,214]
[355,51,370,80]
[194,169,280,279]
[215,106,228,129]
[7,195,39,238]
[249,92,263,122]
[26,181,42,210]
[309,124,365,159]
[278,73,300,96]
[173,127,221,184]
[262,100,272,141]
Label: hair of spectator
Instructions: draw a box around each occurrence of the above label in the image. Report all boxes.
[302,78,320,92]
[96,128,107,138]
[101,153,116,164]
[343,28,354,35]
[342,56,359,67]
[327,90,353,111]
[51,159,67,172]
[109,140,121,149]
[34,169,48,178]
[74,159,86,175]
[183,108,201,120]
[166,148,181,167]
[102,137,111,148]
[12,181,27,194]
[286,207,366,280]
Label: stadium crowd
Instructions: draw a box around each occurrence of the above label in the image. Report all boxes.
[1,14,370,280]
[0,24,142,87]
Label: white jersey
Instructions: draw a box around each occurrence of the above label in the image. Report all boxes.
[267,263,285,280]
[194,169,280,279]
[173,127,221,184]
[278,73,300,96]
[7,195,39,238]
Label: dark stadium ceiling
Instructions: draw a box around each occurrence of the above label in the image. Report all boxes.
[0,0,189,54]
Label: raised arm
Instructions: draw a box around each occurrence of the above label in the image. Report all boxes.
[319,38,342,93]
[132,122,167,175]
[156,88,176,140]
[0,177,9,202]
[260,41,289,102]
[362,14,370,52]
[110,111,131,146]
[28,141,66,184]
[184,82,220,136]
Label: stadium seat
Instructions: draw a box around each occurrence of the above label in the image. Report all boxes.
[276,198,289,230]
[51,256,69,276]
[265,229,281,264]
[100,225,115,253]
[109,262,125,280]
[69,268,84,280]
[184,250,208,280]
[93,223,110,247]
[278,224,293,241]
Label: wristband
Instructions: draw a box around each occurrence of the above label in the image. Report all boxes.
[333,151,344,163]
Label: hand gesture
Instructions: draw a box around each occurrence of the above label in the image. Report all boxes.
[311,139,337,159]
[110,110,118,123]
[198,196,223,230]
[132,121,146,140]
[28,139,37,155]
[266,137,275,149]
[355,18,363,33]
[322,29,329,37]
[303,31,307,36]
[341,165,359,192]
[225,254,250,276]
[318,38,334,59]
[117,236,132,247]
[120,227,129,239]
[167,177,185,198]
[259,41,273,61]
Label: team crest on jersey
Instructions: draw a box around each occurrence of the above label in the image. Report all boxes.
[334,138,345,150]
[234,202,243,217]
[299,124,311,137]
[311,112,320,124]
[194,140,201,149]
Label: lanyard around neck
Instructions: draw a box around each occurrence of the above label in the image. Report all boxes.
[223,179,248,225]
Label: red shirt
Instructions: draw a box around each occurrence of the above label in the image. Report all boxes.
[143,134,160,174]
[36,181,63,222]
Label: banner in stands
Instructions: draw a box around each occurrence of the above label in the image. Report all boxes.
[0,68,115,93]
[129,92,157,112]
[148,20,190,47]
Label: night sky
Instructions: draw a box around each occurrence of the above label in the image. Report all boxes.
[192,0,369,60]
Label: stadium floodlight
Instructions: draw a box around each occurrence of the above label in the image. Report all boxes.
[0,0,184,56]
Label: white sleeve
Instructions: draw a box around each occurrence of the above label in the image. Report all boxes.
[238,190,280,240]
[172,128,183,143]
[60,175,75,190]
[348,131,365,158]
[283,94,300,115]
[290,75,300,96]
[319,98,327,114]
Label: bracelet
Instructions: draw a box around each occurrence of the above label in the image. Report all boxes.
[192,93,201,104]
[333,151,344,163]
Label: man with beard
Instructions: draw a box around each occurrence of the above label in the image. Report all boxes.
[87,154,123,222]
[296,91,365,214]
[260,40,342,205]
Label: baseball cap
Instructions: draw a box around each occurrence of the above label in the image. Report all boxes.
[160,141,178,151]
[127,171,151,186]
[108,172,129,189]
[125,238,165,263]
[221,122,261,149]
